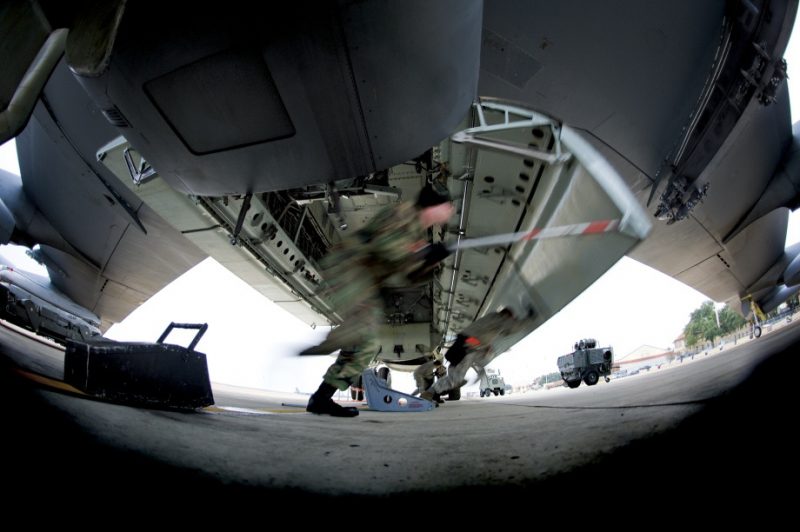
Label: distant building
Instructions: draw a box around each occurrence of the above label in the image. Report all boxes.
[673,333,686,353]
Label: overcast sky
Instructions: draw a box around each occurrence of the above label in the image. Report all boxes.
[2,20,800,394]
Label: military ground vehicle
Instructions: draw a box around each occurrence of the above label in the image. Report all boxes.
[557,339,614,389]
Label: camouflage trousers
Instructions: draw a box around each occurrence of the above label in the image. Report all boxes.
[320,288,384,391]
[430,348,490,394]
[412,359,440,395]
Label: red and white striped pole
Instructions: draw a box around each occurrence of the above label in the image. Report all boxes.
[446,219,620,252]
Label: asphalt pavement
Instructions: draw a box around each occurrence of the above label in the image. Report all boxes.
[2,318,797,522]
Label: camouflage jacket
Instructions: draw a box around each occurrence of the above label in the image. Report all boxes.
[319,201,428,312]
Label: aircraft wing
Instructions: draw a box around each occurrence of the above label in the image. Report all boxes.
[3,57,207,332]
[3,0,799,361]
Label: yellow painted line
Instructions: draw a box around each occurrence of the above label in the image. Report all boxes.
[12,367,86,395]
[12,365,369,415]
[11,368,314,414]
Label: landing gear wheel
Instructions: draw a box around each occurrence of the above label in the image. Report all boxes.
[584,371,599,386]
[446,387,461,401]
[754,325,762,338]
[377,367,391,387]
[351,375,364,402]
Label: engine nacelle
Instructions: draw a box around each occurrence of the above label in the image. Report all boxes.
[0,167,75,253]
[0,197,14,244]
[0,265,101,342]
[759,284,800,315]
[783,250,800,287]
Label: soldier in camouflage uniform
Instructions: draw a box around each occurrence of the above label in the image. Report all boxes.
[411,357,446,397]
[420,307,534,401]
[303,183,454,417]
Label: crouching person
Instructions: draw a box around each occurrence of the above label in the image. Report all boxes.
[420,307,533,402]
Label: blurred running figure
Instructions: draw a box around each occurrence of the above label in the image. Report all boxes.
[420,307,534,402]
[412,357,446,398]
[302,182,454,417]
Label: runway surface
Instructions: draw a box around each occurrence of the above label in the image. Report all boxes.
[2,318,797,521]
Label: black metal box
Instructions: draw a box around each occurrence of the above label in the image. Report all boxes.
[64,323,214,409]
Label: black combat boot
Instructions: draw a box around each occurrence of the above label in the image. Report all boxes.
[306,382,359,417]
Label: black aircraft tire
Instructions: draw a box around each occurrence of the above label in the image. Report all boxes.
[377,367,391,387]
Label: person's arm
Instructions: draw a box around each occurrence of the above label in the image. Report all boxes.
[407,242,450,282]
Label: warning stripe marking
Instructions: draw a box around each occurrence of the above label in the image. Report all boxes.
[12,367,86,395]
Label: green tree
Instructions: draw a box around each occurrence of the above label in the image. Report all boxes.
[684,301,721,348]
[718,305,746,334]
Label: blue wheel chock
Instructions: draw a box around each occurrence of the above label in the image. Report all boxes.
[361,369,435,412]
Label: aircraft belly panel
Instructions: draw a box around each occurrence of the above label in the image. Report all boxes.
[72,1,482,196]
[480,0,726,177]
[724,208,789,290]
[470,147,541,235]
[445,102,650,351]
[92,278,150,331]
[100,207,205,298]
[449,250,504,330]
[628,218,723,278]
[675,256,741,302]
[497,166,640,319]
[96,141,331,327]
[376,323,431,364]
[346,0,482,168]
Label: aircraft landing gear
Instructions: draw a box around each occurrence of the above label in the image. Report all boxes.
[350,375,364,401]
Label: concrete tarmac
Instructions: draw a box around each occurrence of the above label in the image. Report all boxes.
[2,318,798,521]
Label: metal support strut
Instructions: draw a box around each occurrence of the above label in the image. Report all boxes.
[451,100,572,165]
